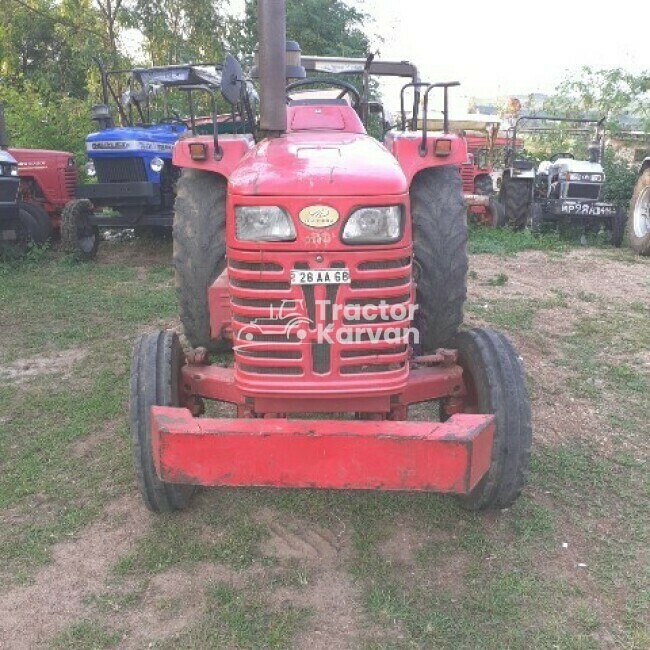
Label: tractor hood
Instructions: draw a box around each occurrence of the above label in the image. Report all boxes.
[229,132,408,196]
[552,159,604,174]
[86,124,186,156]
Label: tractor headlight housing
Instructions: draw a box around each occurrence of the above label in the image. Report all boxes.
[150,156,165,173]
[341,206,403,244]
[235,206,296,242]
[149,156,165,174]
[85,160,96,177]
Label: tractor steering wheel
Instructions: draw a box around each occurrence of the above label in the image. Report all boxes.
[285,77,361,110]
[550,152,575,162]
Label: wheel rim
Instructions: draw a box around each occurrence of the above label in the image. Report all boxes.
[633,186,650,238]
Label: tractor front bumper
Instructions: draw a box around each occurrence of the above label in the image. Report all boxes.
[151,407,494,493]
[77,181,158,206]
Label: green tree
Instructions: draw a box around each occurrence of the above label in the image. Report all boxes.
[125,0,230,66]
[544,66,650,133]
[233,0,370,61]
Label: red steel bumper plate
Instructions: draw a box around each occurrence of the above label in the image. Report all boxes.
[151,407,494,493]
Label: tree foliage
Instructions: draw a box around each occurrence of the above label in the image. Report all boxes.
[233,0,369,61]
[544,66,650,133]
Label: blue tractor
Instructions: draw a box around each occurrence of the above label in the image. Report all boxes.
[61,61,239,259]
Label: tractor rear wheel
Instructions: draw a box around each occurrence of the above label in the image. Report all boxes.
[503,177,531,229]
[454,328,532,510]
[410,166,467,351]
[627,170,650,255]
[61,199,100,260]
[19,201,52,244]
[130,330,195,512]
[174,169,227,352]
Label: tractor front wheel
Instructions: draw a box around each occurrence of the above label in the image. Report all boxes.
[454,328,532,510]
[61,199,100,260]
[503,177,531,229]
[19,201,52,244]
[130,330,196,513]
[174,169,227,352]
[609,208,625,248]
[528,203,544,233]
[488,197,506,228]
[410,166,467,351]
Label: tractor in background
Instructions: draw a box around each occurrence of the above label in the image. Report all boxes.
[627,156,650,255]
[0,102,71,252]
[500,116,625,244]
[130,0,531,514]
[10,147,77,239]
[62,61,254,259]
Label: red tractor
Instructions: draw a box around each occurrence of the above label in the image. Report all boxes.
[130,0,532,513]
[0,101,76,250]
[10,147,77,242]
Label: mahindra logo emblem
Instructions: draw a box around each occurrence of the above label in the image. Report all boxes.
[299,205,339,228]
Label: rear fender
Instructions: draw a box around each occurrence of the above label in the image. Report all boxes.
[172,135,255,178]
[385,132,467,185]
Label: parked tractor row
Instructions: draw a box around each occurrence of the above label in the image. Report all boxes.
[2,68,644,259]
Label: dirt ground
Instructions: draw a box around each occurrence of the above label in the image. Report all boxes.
[0,245,648,649]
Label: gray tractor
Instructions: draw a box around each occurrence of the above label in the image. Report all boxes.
[500,116,625,245]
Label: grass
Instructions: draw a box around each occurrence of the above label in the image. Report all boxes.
[0,236,648,648]
[468,224,570,255]
[51,621,121,649]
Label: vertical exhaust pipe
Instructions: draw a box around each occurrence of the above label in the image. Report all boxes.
[0,102,9,150]
[258,0,287,135]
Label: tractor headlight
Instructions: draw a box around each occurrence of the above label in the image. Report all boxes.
[0,163,18,176]
[342,206,403,244]
[85,161,96,177]
[235,206,295,242]
[150,156,165,173]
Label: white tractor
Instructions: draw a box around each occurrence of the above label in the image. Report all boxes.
[500,116,625,245]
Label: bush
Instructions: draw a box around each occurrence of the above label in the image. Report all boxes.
[0,83,92,172]
[602,149,638,206]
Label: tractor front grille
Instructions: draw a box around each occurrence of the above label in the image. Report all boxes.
[459,164,475,194]
[228,250,413,391]
[566,183,600,200]
[63,168,77,199]
[94,157,148,184]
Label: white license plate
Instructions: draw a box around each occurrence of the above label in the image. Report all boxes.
[560,201,617,216]
[290,268,350,285]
